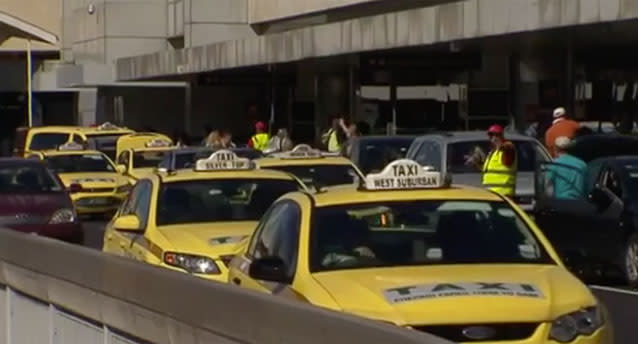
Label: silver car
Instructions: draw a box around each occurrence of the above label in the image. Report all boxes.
[406,131,551,211]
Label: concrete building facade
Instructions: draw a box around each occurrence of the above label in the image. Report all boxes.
[8,0,638,145]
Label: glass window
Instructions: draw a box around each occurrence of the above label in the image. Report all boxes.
[29,133,71,150]
[265,164,358,188]
[603,168,623,199]
[357,138,415,174]
[447,140,547,174]
[45,154,115,173]
[87,135,124,161]
[413,141,442,171]
[72,135,86,144]
[117,151,130,166]
[156,179,300,225]
[0,164,63,193]
[119,181,145,216]
[250,201,301,280]
[132,151,169,168]
[309,200,553,272]
[133,181,152,228]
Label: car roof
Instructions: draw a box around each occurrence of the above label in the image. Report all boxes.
[568,134,638,162]
[414,131,535,143]
[255,156,355,167]
[37,149,104,157]
[304,184,504,207]
[353,135,416,143]
[156,168,299,183]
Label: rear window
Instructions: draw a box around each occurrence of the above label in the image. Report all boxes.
[86,135,124,160]
[45,154,115,173]
[447,140,549,173]
[29,133,71,151]
[265,164,359,188]
[357,139,414,174]
[0,164,63,193]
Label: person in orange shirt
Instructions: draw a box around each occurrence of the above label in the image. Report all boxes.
[545,107,580,158]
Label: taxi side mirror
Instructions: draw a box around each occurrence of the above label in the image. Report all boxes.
[113,215,142,232]
[588,185,612,210]
[249,256,290,283]
[116,164,127,174]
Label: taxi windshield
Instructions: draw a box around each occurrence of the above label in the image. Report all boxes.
[29,133,70,150]
[265,164,358,188]
[133,151,168,168]
[156,179,300,225]
[86,135,124,160]
[45,154,115,173]
[0,165,63,193]
[309,200,552,272]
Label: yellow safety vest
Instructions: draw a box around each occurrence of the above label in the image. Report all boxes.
[251,133,270,151]
[482,147,517,197]
[327,129,341,152]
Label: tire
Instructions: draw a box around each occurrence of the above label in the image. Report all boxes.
[623,233,638,288]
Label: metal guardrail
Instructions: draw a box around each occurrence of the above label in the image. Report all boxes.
[0,227,454,344]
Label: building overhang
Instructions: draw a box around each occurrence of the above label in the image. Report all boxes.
[116,0,638,81]
[0,11,58,45]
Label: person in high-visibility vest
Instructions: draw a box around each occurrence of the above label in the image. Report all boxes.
[468,125,517,197]
[248,121,270,151]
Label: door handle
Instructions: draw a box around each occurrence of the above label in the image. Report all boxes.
[232,278,241,285]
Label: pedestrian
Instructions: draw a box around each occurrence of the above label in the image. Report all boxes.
[247,121,270,151]
[321,117,346,153]
[264,128,293,154]
[545,136,586,200]
[205,130,222,148]
[340,119,359,157]
[545,107,580,158]
[466,125,517,197]
[220,130,236,149]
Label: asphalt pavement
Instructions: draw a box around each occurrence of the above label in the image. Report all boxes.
[80,220,634,344]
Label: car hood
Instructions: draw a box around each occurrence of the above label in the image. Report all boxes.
[0,192,70,217]
[58,172,127,188]
[452,171,534,197]
[312,264,595,325]
[157,222,258,257]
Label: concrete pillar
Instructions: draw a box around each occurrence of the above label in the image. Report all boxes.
[76,89,98,126]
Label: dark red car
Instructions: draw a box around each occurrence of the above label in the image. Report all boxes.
[0,158,83,243]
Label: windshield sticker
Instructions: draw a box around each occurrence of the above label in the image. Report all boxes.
[384,282,544,304]
[437,202,491,212]
[83,155,103,160]
[519,244,538,259]
[630,173,638,178]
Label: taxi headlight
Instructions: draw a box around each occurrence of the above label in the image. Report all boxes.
[549,306,604,342]
[49,208,76,224]
[163,252,220,275]
[115,184,132,194]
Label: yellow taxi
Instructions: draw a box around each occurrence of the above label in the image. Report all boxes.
[28,143,132,215]
[102,150,308,282]
[114,133,175,183]
[74,122,134,160]
[228,158,612,344]
[13,122,134,158]
[255,144,364,190]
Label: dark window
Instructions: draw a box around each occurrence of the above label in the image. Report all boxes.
[45,154,115,173]
[249,201,301,280]
[87,135,125,161]
[132,151,169,168]
[0,164,63,193]
[29,133,71,150]
[357,138,415,174]
[309,200,553,272]
[265,164,358,188]
[156,179,300,225]
[413,140,442,171]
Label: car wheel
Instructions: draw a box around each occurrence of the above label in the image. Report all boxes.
[624,233,638,288]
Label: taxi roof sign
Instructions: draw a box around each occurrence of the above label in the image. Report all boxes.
[145,138,172,148]
[195,150,252,171]
[58,142,85,151]
[274,144,322,159]
[364,159,444,190]
[97,122,120,130]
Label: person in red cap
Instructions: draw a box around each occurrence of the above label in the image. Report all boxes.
[248,121,270,151]
[467,125,517,197]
